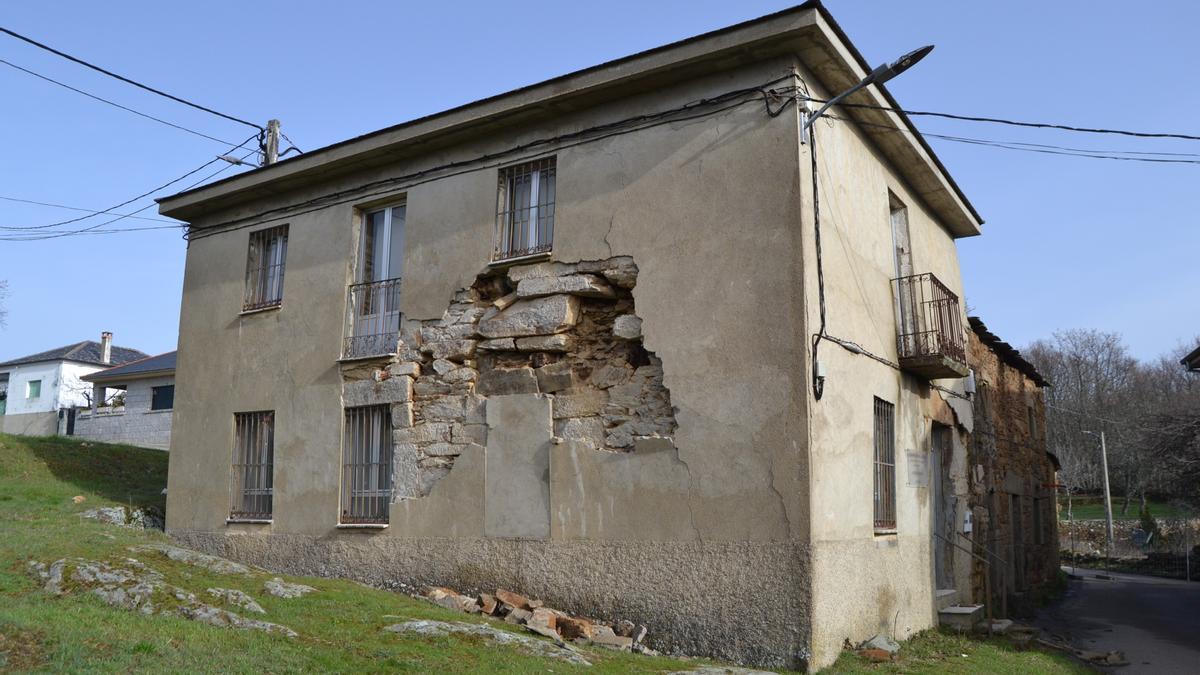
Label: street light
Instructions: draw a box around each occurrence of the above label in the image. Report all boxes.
[1082,429,1115,564]
[802,44,934,132]
[805,44,933,400]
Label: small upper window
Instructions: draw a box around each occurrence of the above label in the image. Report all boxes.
[27,380,41,399]
[151,385,174,411]
[494,157,555,262]
[243,224,289,311]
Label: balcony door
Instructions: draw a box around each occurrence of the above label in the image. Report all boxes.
[890,195,917,352]
[351,204,405,354]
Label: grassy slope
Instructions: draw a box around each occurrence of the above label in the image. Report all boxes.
[0,433,1086,674]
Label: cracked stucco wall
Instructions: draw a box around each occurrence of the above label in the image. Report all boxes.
[168,55,811,669]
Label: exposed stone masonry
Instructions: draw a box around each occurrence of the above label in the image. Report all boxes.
[340,256,678,498]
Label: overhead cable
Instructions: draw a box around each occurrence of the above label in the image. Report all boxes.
[0,58,238,146]
[0,26,263,131]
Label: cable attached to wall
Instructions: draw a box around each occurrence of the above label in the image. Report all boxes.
[809,121,827,400]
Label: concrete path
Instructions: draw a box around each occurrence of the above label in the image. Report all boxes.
[1034,567,1200,674]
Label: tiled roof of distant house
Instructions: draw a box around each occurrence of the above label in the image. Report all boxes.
[0,341,148,368]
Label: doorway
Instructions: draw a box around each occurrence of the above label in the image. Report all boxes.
[931,423,955,590]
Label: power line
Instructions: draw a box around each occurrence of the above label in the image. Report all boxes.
[0,26,262,131]
[0,136,258,240]
[804,95,1200,143]
[0,196,181,223]
[0,57,238,146]
[824,113,1200,165]
[183,77,796,243]
[0,149,253,241]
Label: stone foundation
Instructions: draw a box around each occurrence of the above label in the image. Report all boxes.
[170,529,811,669]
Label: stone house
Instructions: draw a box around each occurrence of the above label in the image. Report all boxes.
[0,332,147,436]
[71,351,176,450]
[159,2,989,669]
[966,317,1058,613]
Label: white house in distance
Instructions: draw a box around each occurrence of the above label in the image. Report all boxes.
[73,351,176,450]
[0,332,147,436]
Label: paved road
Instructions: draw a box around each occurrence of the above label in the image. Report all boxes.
[1035,567,1200,674]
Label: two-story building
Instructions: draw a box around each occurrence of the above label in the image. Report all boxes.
[159,2,986,668]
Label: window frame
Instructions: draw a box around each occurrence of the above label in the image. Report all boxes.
[340,404,394,525]
[26,379,41,399]
[229,410,275,522]
[492,156,556,263]
[150,385,175,411]
[242,224,289,312]
[873,397,897,534]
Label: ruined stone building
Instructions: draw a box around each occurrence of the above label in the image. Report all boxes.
[159,2,993,669]
[966,317,1058,614]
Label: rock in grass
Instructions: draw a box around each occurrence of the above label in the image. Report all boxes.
[129,544,252,575]
[383,620,590,666]
[264,577,316,598]
[207,587,266,614]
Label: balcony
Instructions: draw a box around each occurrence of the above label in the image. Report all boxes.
[343,278,402,360]
[893,273,969,380]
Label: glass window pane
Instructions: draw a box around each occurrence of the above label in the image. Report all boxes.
[388,205,406,279]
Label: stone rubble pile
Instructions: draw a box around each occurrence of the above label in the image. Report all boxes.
[424,586,654,654]
[27,558,296,637]
[341,255,678,497]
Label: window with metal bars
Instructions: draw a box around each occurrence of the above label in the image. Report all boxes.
[243,224,289,311]
[493,157,555,262]
[873,397,897,532]
[230,411,274,520]
[341,405,393,524]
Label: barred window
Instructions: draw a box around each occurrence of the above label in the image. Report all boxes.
[493,157,555,262]
[230,411,274,520]
[873,397,897,532]
[243,225,289,311]
[341,405,393,524]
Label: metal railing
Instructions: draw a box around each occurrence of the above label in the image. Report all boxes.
[343,278,402,359]
[493,157,555,262]
[893,272,966,365]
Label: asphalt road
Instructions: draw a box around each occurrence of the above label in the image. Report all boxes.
[1035,567,1200,674]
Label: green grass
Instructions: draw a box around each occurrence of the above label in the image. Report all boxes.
[0,433,1088,674]
[1058,498,1187,521]
[825,630,1090,674]
[0,433,713,673]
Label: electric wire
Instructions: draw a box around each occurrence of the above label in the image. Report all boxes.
[0,150,254,241]
[0,196,180,223]
[183,77,796,244]
[0,136,258,240]
[811,96,1200,143]
[0,26,263,131]
[0,57,238,146]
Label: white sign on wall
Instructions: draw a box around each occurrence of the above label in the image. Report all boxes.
[906,449,928,487]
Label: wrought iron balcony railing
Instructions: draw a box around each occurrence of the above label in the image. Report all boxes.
[893,272,969,380]
[343,278,402,360]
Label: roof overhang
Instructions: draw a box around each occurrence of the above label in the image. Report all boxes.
[1182,345,1200,372]
[81,368,174,386]
[159,1,982,237]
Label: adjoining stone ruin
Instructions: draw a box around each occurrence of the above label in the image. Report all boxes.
[341,255,678,498]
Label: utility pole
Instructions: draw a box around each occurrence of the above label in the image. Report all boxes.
[263,119,280,165]
[1098,430,1115,561]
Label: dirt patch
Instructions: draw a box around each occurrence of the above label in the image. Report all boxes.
[0,624,47,672]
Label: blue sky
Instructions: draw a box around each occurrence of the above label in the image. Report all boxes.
[1,1,1196,362]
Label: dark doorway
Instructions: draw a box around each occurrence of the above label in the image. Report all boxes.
[932,423,955,590]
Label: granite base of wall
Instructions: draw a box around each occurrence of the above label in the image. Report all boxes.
[170,529,811,669]
[1,411,58,436]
